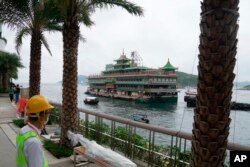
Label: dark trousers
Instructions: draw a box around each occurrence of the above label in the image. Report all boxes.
[15,93,20,103]
[9,94,14,102]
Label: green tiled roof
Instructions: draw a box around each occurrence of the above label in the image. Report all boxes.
[102,66,149,73]
[123,66,149,70]
[162,59,177,69]
[114,54,131,62]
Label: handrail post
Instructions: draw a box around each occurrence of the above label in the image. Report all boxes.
[110,120,115,150]
[148,130,152,167]
[132,126,136,160]
[170,135,174,165]
[174,137,178,167]
[85,113,89,138]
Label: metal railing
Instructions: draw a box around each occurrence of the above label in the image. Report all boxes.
[50,102,250,167]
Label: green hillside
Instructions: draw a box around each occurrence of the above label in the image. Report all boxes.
[239,85,250,90]
[78,75,87,84]
[176,71,198,88]
[57,75,88,84]
[234,81,250,88]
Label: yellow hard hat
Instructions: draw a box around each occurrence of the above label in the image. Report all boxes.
[26,95,54,114]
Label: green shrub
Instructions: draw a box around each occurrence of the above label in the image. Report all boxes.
[43,140,73,158]
[13,119,26,128]
[0,88,8,93]
[47,107,60,125]
[80,121,190,166]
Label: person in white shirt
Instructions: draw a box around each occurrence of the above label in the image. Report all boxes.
[16,95,54,167]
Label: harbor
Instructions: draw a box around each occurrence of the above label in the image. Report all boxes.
[39,84,250,146]
[1,0,250,166]
[1,88,250,166]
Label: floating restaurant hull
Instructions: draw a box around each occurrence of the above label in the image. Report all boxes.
[87,51,178,103]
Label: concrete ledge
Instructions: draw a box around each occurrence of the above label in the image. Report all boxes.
[0,124,16,147]
[0,93,9,97]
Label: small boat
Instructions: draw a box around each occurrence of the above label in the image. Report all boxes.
[185,91,197,96]
[85,91,90,95]
[184,87,197,102]
[131,113,149,123]
[185,87,197,96]
[84,97,99,105]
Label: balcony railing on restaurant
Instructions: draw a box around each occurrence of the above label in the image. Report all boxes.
[50,103,250,167]
[88,71,177,78]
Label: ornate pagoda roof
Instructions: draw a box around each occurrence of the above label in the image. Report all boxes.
[114,50,131,62]
[162,59,177,70]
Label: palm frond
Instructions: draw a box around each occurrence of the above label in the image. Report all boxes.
[0,51,24,79]
[41,33,52,56]
[15,28,30,54]
[0,0,32,29]
[79,5,94,27]
[0,37,7,44]
[53,0,71,18]
[42,0,64,23]
[43,24,63,32]
[79,34,86,43]
[88,0,144,16]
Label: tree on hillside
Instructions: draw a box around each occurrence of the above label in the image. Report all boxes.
[0,51,23,91]
[53,0,143,145]
[0,0,62,97]
[190,0,239,166]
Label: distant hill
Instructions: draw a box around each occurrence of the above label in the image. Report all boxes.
[57,75,87,84]
[176,72,250,89]
[234,81,250,88]
[78,75,87,84]
[238,85,250,90]
[176,71,197,88]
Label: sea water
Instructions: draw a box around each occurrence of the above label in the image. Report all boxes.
[37,83,250,146]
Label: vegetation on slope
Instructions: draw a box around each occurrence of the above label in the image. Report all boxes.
[176,71,198,88]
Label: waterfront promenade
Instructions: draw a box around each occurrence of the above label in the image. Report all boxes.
[0,95,99,167]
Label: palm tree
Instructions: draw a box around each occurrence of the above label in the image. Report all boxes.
[0,51,24,91]
[0,0,62,97]
[190,0,239,166]
[54,0,143,145]
[0,22,7,49]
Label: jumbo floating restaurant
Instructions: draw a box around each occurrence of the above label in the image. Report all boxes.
[86,51,178,103]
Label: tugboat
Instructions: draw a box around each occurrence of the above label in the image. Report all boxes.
[131,113,149,124]
[84,97,99,105]
[184,87,197,103]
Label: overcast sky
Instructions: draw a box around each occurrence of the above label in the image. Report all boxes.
[1,0,250,83]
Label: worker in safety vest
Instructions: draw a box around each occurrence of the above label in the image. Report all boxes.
[16,95,54,167]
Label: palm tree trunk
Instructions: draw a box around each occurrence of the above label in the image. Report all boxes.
[190,0,239,166]
[0,72,3,89]
[60,7,80,146]
[2,72,8,90]
[29,31,42,97]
